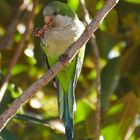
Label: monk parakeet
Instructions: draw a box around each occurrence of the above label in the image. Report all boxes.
[34,1,85,140]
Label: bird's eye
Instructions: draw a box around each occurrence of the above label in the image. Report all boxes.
[53,12,57,16]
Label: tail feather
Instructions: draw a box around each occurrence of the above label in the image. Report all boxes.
[63,92,73,140]
[57,81,75,140]
[66,125,73,140]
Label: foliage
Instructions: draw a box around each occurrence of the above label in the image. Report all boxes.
[0,0,140,140]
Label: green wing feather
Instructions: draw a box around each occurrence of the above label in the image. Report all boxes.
[57,45,85,140]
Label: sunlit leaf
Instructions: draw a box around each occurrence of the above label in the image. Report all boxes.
[75,99,93,123]
[124,0,140,4]
[102,92,138,140]
[26,56,37,65]
[100,10,118,36]
[129,135,136,140]
[96,0,105,10]
[107,103,123,116]
[87,69,96,80]
[11,64,27,76]
[67,0,79,11]
[75,99,96,139]
[14,33,22,42]
[99,20,107,31]
[0,83,22,114]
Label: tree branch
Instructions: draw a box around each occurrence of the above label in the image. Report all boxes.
[91,38,101,140]
[80,0,91,24]
[0,0,119,132]
[80,0,101,139]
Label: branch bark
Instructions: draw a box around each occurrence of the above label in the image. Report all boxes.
[80,0,101,139]
[91,38,101,140]
[0,0,119,132]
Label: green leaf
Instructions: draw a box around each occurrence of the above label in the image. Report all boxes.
[96,0,105,10]
[124,0,140,4]
[67,0,79,11]
[0,84,21,113]
[100,10,118,36]
[11,64,27,76]
[75,99,93,123]
[96,31,116,58]
[101,57,120,108]
[15,114,52,128]
[102,92,138,140]
[74,100,96,139]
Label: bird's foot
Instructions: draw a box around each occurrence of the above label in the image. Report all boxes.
[59,54,70,65]
[32,25,48,38]
[32,27,45,38]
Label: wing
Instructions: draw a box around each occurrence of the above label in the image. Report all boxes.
[73,45,85,88]
[68,45,85,117]
[40,41,57,87]
[57,45,86,118]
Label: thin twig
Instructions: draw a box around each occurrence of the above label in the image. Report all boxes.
[0,0,38,102]
[0,1,29,50]
[91,38,101,140]
[80,0,91,24]
[80,0,101,139]
[0,0,119,132]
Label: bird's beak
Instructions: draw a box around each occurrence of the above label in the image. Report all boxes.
[44,16,53,29]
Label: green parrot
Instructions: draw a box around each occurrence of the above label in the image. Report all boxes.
[38,1,85,140]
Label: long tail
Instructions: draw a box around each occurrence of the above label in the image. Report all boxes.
[57,81,75,140]
[63,93,73,140]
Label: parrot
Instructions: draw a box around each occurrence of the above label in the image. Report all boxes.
[35,1,85,140]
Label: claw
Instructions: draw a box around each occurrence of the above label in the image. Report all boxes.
[59,54,69,64]
[32,27,47,38]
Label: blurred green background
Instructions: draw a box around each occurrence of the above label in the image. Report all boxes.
[0,0,140,140]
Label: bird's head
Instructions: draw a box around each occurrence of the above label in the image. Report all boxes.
[43,1,76,28]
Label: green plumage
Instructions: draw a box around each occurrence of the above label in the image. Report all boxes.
[45,1,76,19]
[41,1,85,140]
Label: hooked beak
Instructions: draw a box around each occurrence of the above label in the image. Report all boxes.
[44,16,53,29]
